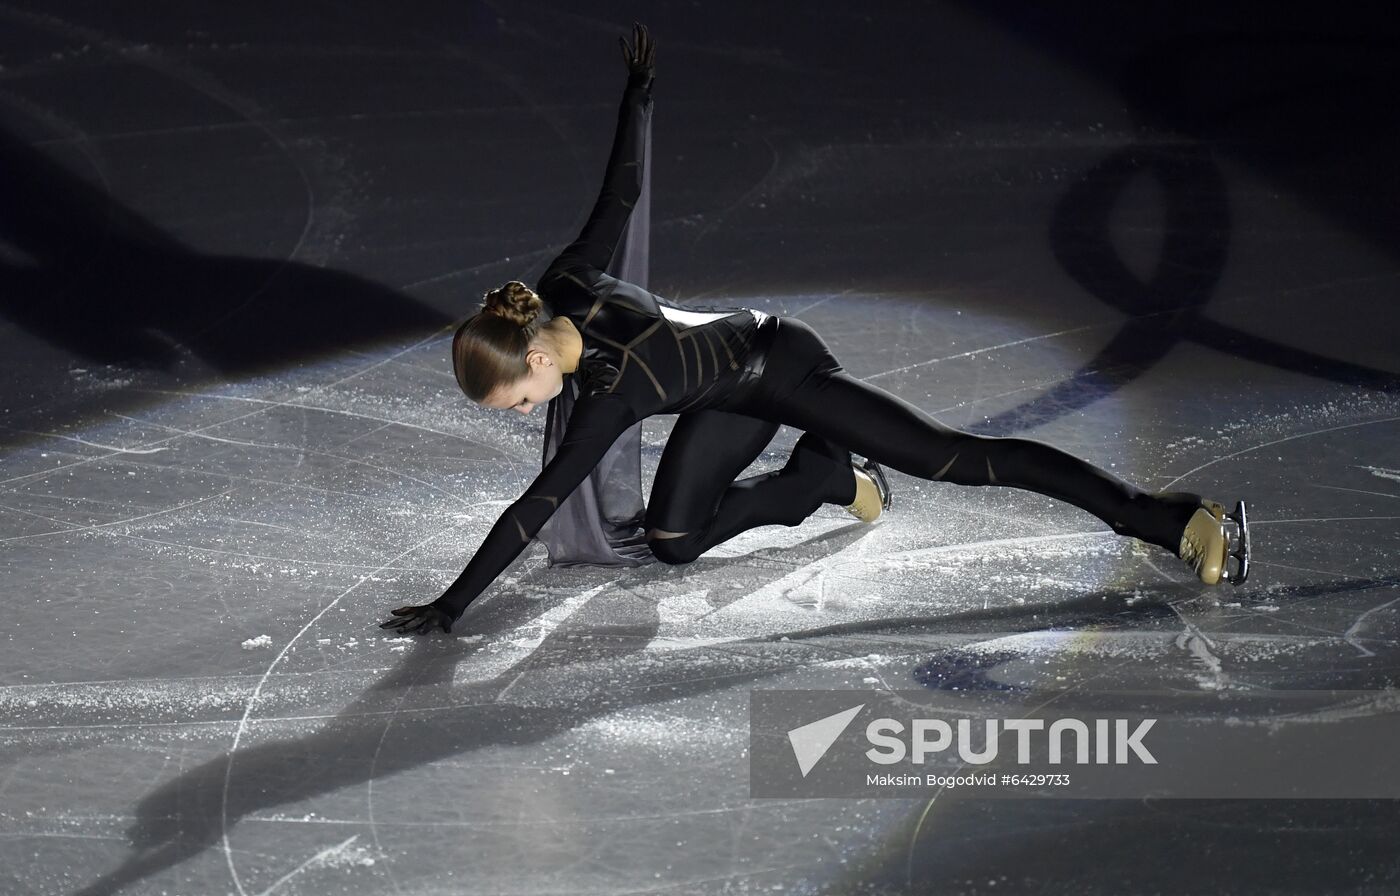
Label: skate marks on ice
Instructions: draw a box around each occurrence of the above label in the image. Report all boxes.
[958,26,1400,437]
[0,469,1291,895]
[1153,408,1400,674]
[905,571,1400,694]
[34,556,1162,896]
[8,378,1399,895]
[2,7,1400,896]
[1359,465,1400,482]
[0,6,467,461]
[972,142,1400,438]
[13,393,1394,895]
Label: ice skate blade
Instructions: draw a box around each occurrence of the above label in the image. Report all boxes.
[1226,500,1250,585]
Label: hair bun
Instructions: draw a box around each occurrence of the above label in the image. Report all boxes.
[483,280,543,329]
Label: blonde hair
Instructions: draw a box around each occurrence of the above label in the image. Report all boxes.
[451,281,545,401]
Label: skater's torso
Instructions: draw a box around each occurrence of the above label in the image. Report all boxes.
[435,74,777,618]
[539,266,766,416]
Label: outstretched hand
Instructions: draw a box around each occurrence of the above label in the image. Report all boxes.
[619,22,655,81]
[379,603,455,635]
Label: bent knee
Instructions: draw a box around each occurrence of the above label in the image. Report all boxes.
[646,530,699,565]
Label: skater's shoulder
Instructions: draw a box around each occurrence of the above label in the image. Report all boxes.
[538,265,614,318]
[537,257,606,293]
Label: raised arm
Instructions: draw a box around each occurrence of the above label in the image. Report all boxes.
[548,22,657,274]
[380,393,637,634]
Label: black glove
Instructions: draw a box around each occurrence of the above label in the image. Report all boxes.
[379,602,456,635]
[619,21,656,90]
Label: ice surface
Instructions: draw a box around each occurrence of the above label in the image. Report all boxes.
[2,2,1399,894]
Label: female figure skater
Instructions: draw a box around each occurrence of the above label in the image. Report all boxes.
[381,23,1249,636]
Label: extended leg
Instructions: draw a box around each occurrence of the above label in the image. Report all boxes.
[711,315,1246,581]
[753,368,1201,555]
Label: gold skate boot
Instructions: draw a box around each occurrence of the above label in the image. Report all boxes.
[1178,499,1250,585]
[843,458,892,523]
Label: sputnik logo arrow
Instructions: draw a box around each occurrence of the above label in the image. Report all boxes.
[787,704,865,777]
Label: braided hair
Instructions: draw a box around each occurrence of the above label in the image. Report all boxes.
[452,281,546,401]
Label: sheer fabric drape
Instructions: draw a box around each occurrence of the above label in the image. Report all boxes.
[536,115,657,567]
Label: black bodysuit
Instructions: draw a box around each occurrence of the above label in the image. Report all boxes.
[434,77,770,617]
[431,77,1203,622]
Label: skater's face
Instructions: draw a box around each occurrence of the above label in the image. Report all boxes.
[479,346,564,415]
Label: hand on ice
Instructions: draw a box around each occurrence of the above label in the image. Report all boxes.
[379,603,455,635]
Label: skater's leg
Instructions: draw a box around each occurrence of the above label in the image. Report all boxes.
[644,410,857,565]
[734,318,1200,554]
[784,372,1199,551]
